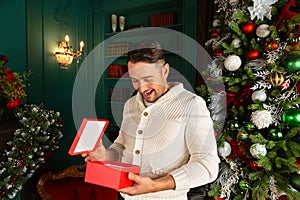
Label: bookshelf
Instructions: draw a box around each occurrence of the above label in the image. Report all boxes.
[94,0,197,142]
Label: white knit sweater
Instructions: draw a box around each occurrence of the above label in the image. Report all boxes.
[106,82,220,200]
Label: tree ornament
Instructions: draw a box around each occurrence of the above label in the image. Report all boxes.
[229,0,239,6]
[213,19,221,27]
[264,40,279,51]
[247,49,260,60]
[251,90,267,102]
[218,141,232,158]
[269,72,284,86]
[239,180,250,191]
[282,52,300,73]
[250,143,267,158]
[211,30,220,39]
[282,108,300,127]
[248,0,278,20]
[249,160,261,171]
[237,132,250,141]
[256,24,271,38]
[224,55,242,71]
[278,195,288,200]
[214,49,223,57]
[269,128,284,140]
[244,122,256,131]
[295,159,300,167]
[232,38,242,48]
[251,110,273,129]
[241,21,255,34]
[289,173,300,191]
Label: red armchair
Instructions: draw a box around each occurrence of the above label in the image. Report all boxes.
[37,164,118,200]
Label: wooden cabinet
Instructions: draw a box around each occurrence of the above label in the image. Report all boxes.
[94,0,197,142]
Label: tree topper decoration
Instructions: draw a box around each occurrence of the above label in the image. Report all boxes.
[248,0,278,20]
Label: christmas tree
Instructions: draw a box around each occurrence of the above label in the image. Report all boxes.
[198,0,300,199]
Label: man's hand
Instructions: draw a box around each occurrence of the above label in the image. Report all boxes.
[119,172,175,196]
[81,140,106,162]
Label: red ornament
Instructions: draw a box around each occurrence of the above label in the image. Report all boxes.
[295,159,300,167]
[210,30,220,39]
[297,83,300,94]
[278,195,288,200]
[249,160,261,171]
[241,21,255,34]
[214,49,223,57]
[247,49,260,59]
[264,40,279,51]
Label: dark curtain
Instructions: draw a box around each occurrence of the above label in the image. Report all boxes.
[195,0,216,88]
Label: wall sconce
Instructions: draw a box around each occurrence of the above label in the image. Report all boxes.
[55,34,84,69]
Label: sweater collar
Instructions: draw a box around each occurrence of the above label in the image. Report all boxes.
[135,82,184,110]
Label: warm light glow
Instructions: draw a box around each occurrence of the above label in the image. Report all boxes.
[65,35,70,42]
[80,41,84,52]
[55,34,84,69]
[80,41,84,48]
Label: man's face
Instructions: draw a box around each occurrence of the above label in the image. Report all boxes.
[128,61,169,103]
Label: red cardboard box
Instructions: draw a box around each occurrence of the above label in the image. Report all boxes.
[68,118,140,190]
[85,160,140,190]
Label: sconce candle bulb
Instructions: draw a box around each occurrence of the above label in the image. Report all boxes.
[55,34,84,69]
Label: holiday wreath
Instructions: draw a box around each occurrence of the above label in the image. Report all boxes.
[0,104,63,199]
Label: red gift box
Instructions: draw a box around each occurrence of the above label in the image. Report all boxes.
[85,160,140,190]
[68,118,140,190]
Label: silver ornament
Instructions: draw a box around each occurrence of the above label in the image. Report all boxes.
[250,143,267,158]
[256,24,270,38]
[218,141,232,157]
[224,55,242,71]
[213,19,221,27]
[229,0,239,6]
[231,38,241,48]
[251,90,267,102]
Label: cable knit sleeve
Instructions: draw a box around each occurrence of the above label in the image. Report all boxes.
[170,96,220,190]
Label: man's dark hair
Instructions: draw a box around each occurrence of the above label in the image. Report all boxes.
[127,40,165,64]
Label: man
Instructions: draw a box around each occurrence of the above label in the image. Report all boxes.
[83,40,220,200]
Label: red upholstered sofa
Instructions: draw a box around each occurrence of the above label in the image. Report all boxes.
[37,164,118,200]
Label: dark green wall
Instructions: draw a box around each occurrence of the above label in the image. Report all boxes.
[26,0,94,171]
[1,0,94,171]
[0,0,27,73]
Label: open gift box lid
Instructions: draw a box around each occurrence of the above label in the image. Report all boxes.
[68,118,109,156]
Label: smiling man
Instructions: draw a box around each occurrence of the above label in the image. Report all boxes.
[83,40,220,200]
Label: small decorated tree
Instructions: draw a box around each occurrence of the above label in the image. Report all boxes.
[198,0,300,199]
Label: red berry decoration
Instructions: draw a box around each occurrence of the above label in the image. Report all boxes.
[214,49,223,57]
[269,72,284,86]
[278,195,288,200]
[249,160,261,171]
[210,30,220,39]
[247,49,260,59]
[264,40,279,51]
[241,21,255,34]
